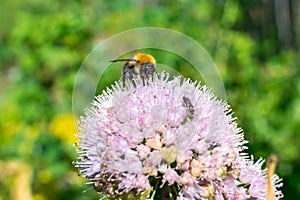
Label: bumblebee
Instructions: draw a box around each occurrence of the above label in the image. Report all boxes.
[110,53,156,87]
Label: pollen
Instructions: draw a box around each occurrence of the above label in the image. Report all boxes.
[133,53,156,64]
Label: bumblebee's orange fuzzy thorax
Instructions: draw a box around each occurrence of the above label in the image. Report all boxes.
[133,53,156,64]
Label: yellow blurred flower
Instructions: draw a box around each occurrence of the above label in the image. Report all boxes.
[33,194,46,200]
[38,169,52,184]
[50,113,77,144]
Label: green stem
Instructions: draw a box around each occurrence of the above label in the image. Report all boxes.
[151,180,160,199]
[168,185,174,200]
[172,184,179,196]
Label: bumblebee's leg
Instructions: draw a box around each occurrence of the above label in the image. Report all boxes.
[130,77,137,88]
[122,64,129,87]
[122,72,126,87]
[147,63,156,83]
[128,68,138,87]
[140,63,156,85]
[139,66,146,86]
[151,70,154,82]
[149,65,155,82]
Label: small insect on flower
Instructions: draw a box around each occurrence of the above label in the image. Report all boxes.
[110,53,156,87]
[183,96,195,120]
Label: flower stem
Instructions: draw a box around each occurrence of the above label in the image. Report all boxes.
[151,180,160,199]
[168,185,174,200]
[172,184,178,196]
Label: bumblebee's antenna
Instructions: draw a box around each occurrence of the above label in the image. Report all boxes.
[110,58,136,62]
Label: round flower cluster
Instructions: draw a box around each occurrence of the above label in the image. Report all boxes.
[74,73,283,200]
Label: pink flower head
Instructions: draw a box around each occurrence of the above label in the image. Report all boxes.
[162,168,180,185]
[74,73,283,199]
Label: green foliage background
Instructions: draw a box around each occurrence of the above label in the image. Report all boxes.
[0,0,299,199]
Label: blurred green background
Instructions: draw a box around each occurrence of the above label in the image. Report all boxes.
[0,0,299,199]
